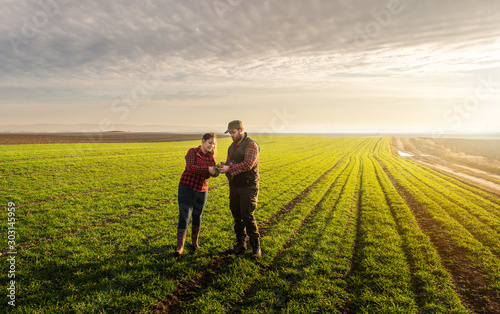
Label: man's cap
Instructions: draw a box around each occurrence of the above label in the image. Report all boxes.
[224,120,243,133]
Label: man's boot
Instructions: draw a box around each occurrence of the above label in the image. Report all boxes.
[191,226,201,250]
[174,229,187,257]
[250,237,262,259]
[228,236,247,254]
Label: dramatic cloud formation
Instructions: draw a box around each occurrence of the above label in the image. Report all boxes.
[1,0,499,133]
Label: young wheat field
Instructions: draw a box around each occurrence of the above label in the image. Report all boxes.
[1,136,500,313]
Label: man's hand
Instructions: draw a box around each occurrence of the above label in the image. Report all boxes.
[218,165,230,173]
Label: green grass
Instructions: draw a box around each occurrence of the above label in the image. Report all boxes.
[1,136,499,313]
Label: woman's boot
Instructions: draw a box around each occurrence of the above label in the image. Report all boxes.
[174,229,187,257]
[191,226,201,250]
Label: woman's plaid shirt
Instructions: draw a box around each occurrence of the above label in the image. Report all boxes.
[179,146,216,192]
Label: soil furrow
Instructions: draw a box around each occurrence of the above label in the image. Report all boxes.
[150,139,369,313]
[371,157,428,310]
[343,162,364,314]
[257,138,369,236]
[396,137,500,201]
[381,163,500,314]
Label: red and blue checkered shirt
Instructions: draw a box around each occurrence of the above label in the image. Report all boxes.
[179,146,217,192]
[225,139,259,178]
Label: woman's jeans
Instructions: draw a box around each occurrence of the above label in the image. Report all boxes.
[177,183,208,229]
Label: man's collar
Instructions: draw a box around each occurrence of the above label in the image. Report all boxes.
[236,132,247,146]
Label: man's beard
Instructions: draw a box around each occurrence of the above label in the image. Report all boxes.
[233,133,243,142]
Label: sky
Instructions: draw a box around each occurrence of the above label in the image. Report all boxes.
[1,0,500,134]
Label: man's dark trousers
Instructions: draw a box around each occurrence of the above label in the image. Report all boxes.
[229,185,259,239]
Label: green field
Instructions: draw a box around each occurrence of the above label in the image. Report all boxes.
[2,136,500,313]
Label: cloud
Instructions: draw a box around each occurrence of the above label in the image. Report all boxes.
[2,0,499,82]
[1,0,499,131]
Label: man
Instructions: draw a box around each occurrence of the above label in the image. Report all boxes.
[218,120,261,259]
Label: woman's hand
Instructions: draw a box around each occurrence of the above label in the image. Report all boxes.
[208,166,216,175]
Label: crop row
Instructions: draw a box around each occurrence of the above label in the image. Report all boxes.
[370,155,465,312]
[377,140,500,311]
[380,150,500,255]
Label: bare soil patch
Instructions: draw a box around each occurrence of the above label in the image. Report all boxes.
[150,256,234,314]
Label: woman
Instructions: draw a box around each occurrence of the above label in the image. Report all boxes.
[175,132,219,257]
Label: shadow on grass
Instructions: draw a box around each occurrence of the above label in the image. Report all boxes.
[19,242,221,312]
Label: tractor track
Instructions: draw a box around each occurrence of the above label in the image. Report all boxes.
[380,161,500,314]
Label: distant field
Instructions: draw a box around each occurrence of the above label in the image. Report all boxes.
[0,132,204,145]
[407,137,500,177]
[426,138,500,160]
[1,136,500,313]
